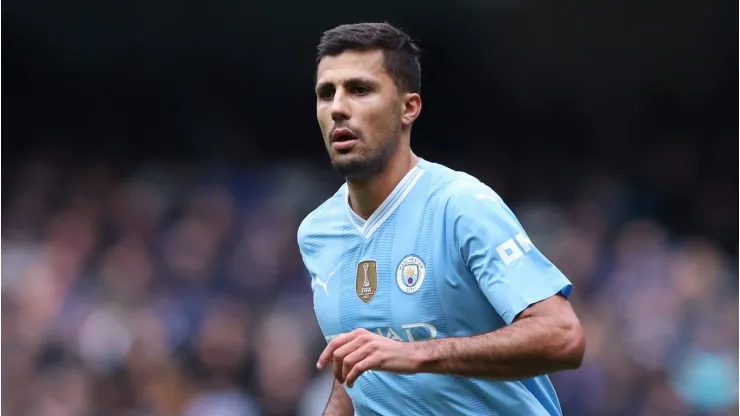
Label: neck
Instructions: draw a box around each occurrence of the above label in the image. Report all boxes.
[347,149,419,220]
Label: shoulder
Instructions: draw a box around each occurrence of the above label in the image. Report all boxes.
[420,161,503,217]
[297,184,346,250]
[444,178,502,208]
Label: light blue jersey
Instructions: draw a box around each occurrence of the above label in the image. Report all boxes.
[297,159,573,416]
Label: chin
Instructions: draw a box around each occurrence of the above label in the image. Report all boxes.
[332,155,385,182]
[332,156,365,175]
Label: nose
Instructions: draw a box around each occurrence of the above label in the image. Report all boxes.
[330,90,350,122]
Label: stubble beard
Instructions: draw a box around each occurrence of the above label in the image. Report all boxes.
[330,122,401,183]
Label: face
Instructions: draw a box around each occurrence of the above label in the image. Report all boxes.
[315,49,421,181]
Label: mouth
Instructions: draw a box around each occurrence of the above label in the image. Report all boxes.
[331,128,359,151]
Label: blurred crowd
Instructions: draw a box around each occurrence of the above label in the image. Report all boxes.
[2,139,737,416]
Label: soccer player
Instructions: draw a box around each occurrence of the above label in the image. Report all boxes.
[297,22,585,416]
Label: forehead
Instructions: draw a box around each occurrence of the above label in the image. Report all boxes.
[316,50,392,86]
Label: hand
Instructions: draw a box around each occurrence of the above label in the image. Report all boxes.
[317,328,419,388]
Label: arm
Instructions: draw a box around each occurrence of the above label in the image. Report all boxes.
[322,379,354,416]
[412,294,584,379]
[320,296,584,386]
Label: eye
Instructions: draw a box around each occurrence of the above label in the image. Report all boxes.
[351,85,371,96]
[317,87,334,101]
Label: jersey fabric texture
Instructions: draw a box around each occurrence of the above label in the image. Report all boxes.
[297,158,573,416]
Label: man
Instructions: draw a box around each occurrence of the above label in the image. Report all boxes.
[297,22,585,416]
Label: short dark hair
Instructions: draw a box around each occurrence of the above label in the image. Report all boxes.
[316,22,422,94]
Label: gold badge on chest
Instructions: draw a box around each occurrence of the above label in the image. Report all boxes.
[356,260,378,304]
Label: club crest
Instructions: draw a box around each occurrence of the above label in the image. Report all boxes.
[356,260,378,304]
[396,255,426,294]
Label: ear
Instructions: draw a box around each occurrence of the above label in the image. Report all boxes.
[400,93,422,127]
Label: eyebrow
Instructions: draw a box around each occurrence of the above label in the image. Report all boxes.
[315,77,380,93]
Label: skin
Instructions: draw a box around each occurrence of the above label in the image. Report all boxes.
[313,49,585,413]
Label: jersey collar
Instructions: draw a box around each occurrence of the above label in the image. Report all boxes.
[345,164,425,239]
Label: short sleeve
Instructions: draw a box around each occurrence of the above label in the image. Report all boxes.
[297,214,317,283]
[297,216,312,260]
[447,184,572,325]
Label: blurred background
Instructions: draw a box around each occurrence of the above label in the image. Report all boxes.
[2,0,738,415]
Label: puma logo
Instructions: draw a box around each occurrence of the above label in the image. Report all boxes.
[312,267,339,297]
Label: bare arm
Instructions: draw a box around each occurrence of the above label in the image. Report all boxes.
[322,379,353,416]
[413,295,585,380]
